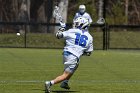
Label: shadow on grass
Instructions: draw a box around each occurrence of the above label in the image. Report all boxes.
[32,89,79,93]
[52,90,80,93]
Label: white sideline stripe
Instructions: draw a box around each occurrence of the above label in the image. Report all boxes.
[0,80,140,84]
[0,80,44,83]
[72,80,140,83]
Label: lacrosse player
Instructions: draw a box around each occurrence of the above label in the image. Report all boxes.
[73,5,93,25]
[60,5,93,89]
[45,17,93,93]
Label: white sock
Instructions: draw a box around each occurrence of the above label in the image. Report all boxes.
[50,80,54,85]
[45,80,54,86]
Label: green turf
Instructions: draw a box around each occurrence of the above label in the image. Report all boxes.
[0,48,140,93]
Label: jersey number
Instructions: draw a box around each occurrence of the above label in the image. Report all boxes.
[75,33,88,47]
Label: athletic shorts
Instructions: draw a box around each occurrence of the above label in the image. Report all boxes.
[63,51,79,73]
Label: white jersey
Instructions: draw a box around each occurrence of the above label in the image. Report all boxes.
[62,28,93,58]
[73,12,93,24]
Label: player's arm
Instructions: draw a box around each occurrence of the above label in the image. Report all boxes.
[56,22,67,39]
[56,27,69,39]
[83,39,93,56]
[87,13,93,24]
[73,13,78,22]
[89,16,93,24]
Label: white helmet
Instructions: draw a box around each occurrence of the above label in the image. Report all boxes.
[73,17,89,29]
[79,5,86,14]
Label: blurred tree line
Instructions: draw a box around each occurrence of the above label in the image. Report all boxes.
[68,0,140,25]
[0,0,140,32]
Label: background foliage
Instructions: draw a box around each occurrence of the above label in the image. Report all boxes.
[0,0,140,25]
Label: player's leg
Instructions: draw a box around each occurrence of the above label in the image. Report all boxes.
[60,64,79,89]
[60,51,79,89]
[45,69,73,93]
[52,71,72,83]
[45,51,79,92]
[45,63,79,92]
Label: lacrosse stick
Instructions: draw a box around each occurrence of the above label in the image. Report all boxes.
[97,17,105,24]
[53,6,66,28]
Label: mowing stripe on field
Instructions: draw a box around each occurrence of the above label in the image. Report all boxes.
[0,80,140,84]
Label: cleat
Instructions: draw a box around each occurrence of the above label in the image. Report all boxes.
[45,81,51,93]
[60,82,70,90]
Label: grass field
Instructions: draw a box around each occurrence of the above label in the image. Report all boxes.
[0,48,140,93]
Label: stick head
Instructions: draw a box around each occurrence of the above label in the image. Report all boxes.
[53,6,63,22]
[97,18,105,24]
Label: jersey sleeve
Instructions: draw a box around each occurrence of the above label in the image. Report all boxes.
[73,13,78,22]
[86,13,93,24]
[62,29,75,39]
[85,38,93,52]
[62,30,70,38]
[88,15,93,24]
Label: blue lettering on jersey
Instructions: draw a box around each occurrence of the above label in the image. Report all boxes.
[75,33,88,47]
